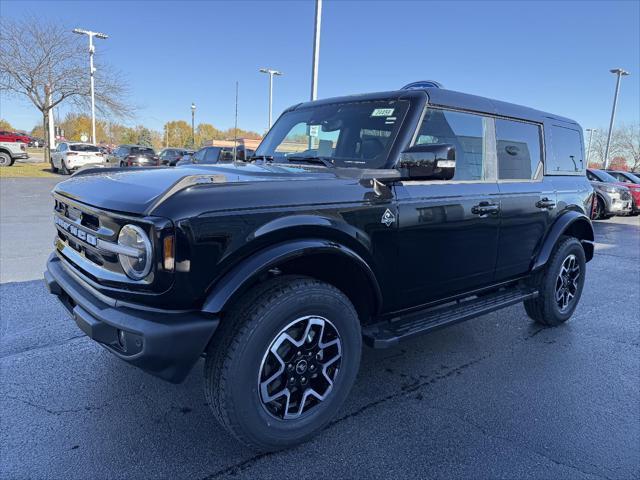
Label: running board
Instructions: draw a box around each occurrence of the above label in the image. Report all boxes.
[363,287,538,348]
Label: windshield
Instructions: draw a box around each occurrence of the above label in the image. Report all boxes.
[70,144,100,152]
[591,169,620,183]
[255,99,410,168]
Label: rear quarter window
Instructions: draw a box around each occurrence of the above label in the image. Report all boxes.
[548,125,584,174]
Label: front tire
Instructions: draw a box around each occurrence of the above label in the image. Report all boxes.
[0,152,12,167]
[524,237,586,326]
[204,276,361,452]
[60,159,70,175]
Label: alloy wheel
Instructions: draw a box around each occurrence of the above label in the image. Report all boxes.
[555,254,580,312]
[258,315,342,420]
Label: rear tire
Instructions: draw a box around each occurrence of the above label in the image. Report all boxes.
[60,159,70,175]
[524,237,586,326]
[204,275,361,452]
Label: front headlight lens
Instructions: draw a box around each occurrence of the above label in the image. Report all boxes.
[596,184,617,194]
[118,224,152,280]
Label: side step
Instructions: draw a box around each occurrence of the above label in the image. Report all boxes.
[363,287,538,348]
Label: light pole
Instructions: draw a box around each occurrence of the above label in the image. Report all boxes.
[72,28,108,145]
[604,68,630,168]
[310,0,322,101]
[585,128,596,165]
[191,102,196,147]
[259,68,282,130]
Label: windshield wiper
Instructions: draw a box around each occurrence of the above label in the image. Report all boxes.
[248,155,273,162]
[287,156,335,168]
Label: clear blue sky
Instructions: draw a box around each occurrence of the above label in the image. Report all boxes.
[1,0,638,135]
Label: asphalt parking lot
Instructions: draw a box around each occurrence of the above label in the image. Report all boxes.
[1,178,639,479]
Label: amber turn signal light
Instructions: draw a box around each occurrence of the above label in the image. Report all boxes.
[163,235,175,271]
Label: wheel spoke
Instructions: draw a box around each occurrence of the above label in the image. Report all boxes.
[258,315,343,420]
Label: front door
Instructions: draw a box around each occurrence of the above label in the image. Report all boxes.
[393,108,500,310]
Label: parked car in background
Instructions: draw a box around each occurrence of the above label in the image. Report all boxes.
[0,141,29,167]
[175,146,233,166]
[586,168,633,219]
[28,137,45,148]
[50,143,105,175]
[605,170,640,214]
[158,148,194,166]
[106,145,159,167]
[0,130,31,143]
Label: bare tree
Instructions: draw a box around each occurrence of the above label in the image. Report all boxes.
[618,123,640,172]
[0,17,133,160]
[587,128,622,167]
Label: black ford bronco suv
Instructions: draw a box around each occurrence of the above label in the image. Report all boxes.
[45,81,594,451]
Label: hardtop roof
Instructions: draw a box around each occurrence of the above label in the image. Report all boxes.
[291,87,579,127]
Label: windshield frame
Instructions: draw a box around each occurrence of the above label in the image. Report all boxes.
[255,93,425,170]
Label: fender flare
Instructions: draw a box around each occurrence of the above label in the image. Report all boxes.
[531,211,595,272]
[201,238,383,315]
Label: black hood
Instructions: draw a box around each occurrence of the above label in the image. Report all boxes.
[53,163,357,215]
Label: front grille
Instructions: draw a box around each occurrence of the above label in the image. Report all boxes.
[620,190,631,201]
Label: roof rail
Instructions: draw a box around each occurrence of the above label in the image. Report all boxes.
[401,80,443,90]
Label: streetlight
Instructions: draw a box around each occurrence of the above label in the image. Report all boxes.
[310,0,322,101]
[72,28,108,145]
[259,68,283,130]
[604,68,630,168]
[585,128,596,165]
[191,102,196,147]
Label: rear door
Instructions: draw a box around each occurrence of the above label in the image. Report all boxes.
[493,118,554,280]
[394,108,501,309]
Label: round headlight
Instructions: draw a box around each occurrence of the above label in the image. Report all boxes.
[118,224,152,280]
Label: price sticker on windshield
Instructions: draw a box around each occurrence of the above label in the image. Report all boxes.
[308,125,320,137]
[371,108,394,117]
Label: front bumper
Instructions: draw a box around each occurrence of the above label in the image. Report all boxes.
[12,152,29,160]
[45,253,219,383]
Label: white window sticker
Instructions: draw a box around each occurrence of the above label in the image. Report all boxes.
[371,108,394,117]
[308,125,320,137]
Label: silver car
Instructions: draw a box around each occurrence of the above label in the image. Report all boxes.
[586,168,632,219]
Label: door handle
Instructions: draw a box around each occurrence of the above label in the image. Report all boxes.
[536,198,556,210]
[471,201,500,216]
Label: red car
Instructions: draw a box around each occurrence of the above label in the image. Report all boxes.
[607,170,640,214]
[0,130,31,143]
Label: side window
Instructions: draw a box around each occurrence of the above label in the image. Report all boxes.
[193,149,207,163]
[415,109,488,181]
[495,119,542,180]
[549,126,583,173]
[203,148,220,164]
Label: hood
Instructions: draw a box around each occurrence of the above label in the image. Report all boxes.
[615,182,639,190]
[53,163,350,215]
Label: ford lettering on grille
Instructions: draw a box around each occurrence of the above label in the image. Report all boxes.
[55,216,98,246]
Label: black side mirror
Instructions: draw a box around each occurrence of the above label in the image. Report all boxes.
[398,144,456,180]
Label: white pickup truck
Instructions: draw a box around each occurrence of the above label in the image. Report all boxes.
[0,141,29,167]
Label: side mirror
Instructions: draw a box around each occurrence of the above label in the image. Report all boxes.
[398,144,456,180]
